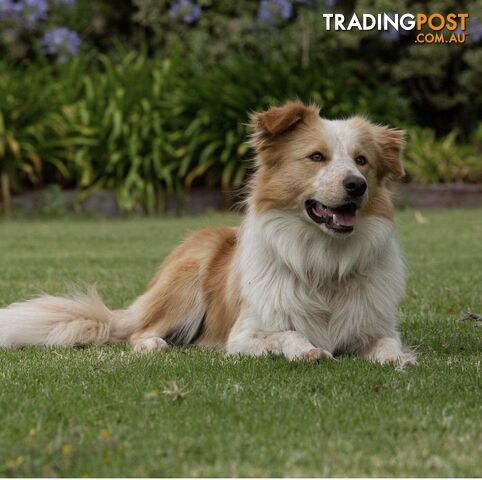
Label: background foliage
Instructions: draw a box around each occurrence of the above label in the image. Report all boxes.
[0,0,481,213]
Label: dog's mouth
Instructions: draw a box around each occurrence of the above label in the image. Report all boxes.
[305,200,358,233]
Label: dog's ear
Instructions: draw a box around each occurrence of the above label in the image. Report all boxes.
[249,101,319,152]
[373,125,406,179]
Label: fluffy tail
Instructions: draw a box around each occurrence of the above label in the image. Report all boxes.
[0,287,137,348]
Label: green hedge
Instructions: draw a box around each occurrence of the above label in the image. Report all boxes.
[0,52,481,213]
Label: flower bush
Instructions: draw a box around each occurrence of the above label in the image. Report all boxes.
[0,0,49,29]
[257,0,293,25]
[0,0,481,214]
[0,0,79,62]
[41,26,80,62]
[168,0,201,24]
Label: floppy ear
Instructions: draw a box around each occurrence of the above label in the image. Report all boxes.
[373,125,406,179]
[249,101,319,152]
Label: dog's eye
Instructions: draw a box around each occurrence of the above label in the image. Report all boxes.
[308,151,325,162]
[355,155,367,166]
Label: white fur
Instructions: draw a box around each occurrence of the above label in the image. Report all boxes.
[132,336,169,353]
[227,208,414,367]
[311,119,368,210]
[0,287,137,348]
[362,337,417,369]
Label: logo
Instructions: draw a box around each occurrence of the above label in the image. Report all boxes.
[322,13,470,44]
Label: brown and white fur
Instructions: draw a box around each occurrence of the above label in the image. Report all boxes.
[0,101,416,368]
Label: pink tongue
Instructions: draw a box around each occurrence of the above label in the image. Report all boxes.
[326,208,356,227]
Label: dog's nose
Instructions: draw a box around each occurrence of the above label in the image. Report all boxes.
[343,175,367,197]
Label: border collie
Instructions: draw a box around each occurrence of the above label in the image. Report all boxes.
[0,101,416,368]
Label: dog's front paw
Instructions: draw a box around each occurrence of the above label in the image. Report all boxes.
[385,351,417,370]
[296,348,334,362]
[133,336,169,353]
[364,337,417,369]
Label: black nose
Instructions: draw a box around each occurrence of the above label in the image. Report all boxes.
[343,175,367,197]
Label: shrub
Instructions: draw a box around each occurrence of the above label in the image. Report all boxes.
[64,53,183,213]
[174,54,411,190]
[132,0,482,137]
[0,59,83,212]
[0,0,83,63]
[0,50,480,214]
[404,128,482,184]
[66,52,411,211]
[3,0,481,137]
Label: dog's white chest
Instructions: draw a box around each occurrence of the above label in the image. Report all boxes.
[290,277,387,352]
[238,211,406,354]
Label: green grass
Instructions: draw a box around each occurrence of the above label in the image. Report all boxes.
[0,210,480,477]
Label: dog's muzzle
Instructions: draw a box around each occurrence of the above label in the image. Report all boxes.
[305,200,358,233]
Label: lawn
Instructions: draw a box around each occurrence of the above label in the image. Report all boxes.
[0,209,480,477]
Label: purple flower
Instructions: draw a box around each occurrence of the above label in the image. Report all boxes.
[41,27,80,63]
[0,0,27,25]
[168,0,201,25]
[0,0,48,29]
[0,0,21,18]
[17,0,48,28]
[258,0,292,25]
[467,17,482,43]
[0,0,20,16]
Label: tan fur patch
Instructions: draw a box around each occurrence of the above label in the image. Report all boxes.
[130,227,240,347]
[249,100,320,158]
[361,184,394,221]
[196,231,241,346]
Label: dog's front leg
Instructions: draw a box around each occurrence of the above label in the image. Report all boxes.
[227,327,333,361]
[362,336,417,369]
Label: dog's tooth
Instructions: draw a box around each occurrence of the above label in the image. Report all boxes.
[333,214,339,225]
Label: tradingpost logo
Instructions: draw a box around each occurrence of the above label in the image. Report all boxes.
[322,12,470,44]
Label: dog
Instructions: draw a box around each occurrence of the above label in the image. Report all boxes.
[0,101,416,368]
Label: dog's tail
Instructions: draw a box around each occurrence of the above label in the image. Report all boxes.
[0,287,138,348]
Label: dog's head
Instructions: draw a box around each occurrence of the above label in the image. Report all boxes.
[248,101,405,237]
